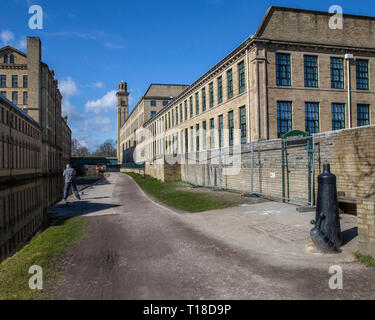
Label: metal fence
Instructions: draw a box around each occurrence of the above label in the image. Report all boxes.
[121,163,145,169]
[180,135,315,206]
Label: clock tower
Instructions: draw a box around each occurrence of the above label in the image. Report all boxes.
[117,81,129,162]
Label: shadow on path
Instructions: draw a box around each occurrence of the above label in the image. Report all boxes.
[341,227,358,246]
[51,201,120,219]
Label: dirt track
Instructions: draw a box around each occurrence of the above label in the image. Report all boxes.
[53,173,375,300]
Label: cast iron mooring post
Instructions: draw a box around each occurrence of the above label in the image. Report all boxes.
[310,163,342,253]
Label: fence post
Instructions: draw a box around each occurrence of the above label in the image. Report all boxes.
[194,151,198,186]
[219,147,223,189]
[250,142,254,193]
[281,139,286,203]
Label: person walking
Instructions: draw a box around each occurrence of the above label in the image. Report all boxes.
[63,164,81,205]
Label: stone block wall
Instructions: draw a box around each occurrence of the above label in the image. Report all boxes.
[357,200,375,257]
[313,126,375,199]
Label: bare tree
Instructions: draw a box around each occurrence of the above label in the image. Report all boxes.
[71,138,91,157]
[93,139,117,157]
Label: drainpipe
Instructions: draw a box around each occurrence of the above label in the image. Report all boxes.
[246,47,251,142]
[345,53,354,129]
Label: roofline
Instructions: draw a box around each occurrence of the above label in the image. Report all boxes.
[143,36,253,126]
[0,45,27,57]
[122,83,189,126]
[144,6,375,127]
[143,83,189,97]
[0,95,40,127]
[255,6,375,37]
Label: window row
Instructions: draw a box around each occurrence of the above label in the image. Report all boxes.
[156,61,246,132]
[0,186,42,232]
[276,53,370,90]
[150,100,169,107]
[0,106,40,139]
[0,91,28,105]
[0,215,42,262]
[153,106,247,155]
[0,138,41,170]
[0,75,28,88]
[2,54,15,64]
[277,101,371,137]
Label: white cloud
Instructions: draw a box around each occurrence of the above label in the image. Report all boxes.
[59,77,82,125]
[62,99,83,123]
[85,90,117,114]
[59,77,79,98]
[72,116,116,152]
[94,117,112,132]
[0,30,27,50]
[104,42,126,49]
[0,30,15,44]
[17,39,26,49]
[89,81,104,89]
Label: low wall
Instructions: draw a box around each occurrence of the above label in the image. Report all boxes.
[145,157,181,182]
[181,140,311,204]
[120,168,145,175]
[145,161,165,182]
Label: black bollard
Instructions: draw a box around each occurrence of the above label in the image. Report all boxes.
[310,163,342,253]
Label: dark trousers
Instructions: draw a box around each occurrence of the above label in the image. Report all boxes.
[63,182,81,201]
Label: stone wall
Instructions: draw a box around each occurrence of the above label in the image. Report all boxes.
[181,139,311,204]
[145,160,165,182]
[314,125,375,256]
[145,157,181,182]
[120,167,145,175]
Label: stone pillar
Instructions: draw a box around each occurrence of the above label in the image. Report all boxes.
[249,45,269,142]
[358,200,375,257]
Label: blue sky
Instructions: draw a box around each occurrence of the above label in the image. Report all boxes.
[1,0,374,151]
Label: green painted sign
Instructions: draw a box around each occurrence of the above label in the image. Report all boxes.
[282,130,310,139]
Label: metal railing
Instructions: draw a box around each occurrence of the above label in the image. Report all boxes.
[179,135,315,206]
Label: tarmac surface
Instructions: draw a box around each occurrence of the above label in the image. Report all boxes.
[53,173,375,300]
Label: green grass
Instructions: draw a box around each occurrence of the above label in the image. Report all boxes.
[0,217,87,300]
[126,173,230,213]
[355,251,375,268]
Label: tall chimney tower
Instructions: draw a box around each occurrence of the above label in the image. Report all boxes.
[116,81,129,162]
[26,37,42,124]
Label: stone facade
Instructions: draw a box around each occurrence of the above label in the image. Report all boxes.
[0,96,41,261]
[138,6,375,256]
[117,83,188,164]
[0,37,72,261]
[0,95,42,180]
[143,7,375,159]
[0,37,71,174]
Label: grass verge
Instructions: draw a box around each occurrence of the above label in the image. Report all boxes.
[0,217,87,300]
[125,172,230,212]
[355,251,375,268]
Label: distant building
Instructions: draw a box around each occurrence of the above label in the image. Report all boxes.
[117,83,188,163]
[0,37,71,173]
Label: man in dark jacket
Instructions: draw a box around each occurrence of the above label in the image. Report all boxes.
[63,164,81,205]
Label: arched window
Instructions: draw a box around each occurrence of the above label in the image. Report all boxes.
[4,54,8,63]
[10,55,14,64]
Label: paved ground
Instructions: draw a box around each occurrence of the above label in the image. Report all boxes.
[52,173,375,300]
